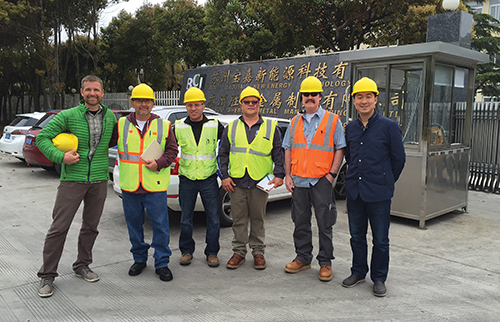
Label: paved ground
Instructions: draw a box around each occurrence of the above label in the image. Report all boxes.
[0,154,499,322]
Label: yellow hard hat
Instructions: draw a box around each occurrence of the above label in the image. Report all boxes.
[52,133,78,153]
[299,76,323,93]
[239,86,262,104]
[183,87,206,103]
[352,77,379,96]
[130,83,155,101]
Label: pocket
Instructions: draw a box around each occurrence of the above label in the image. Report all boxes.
[314,161,331,171]
[325,202,337,226]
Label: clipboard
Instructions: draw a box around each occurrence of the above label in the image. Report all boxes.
[141,140,164,161]
[256,174,275,193]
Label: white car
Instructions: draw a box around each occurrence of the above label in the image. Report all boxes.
[112,112,292,227]
[0,112,45,160]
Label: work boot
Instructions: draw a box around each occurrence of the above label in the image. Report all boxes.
[342,274,365,288]
[180,254,193,266]
[284,259,311,273]
[319,265,333,282]
[226,253,245,269]
[253,254,266,270]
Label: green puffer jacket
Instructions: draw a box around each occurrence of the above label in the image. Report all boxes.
[37,101,117,182]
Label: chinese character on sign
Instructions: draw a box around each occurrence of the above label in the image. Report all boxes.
[233,71,241,83]
[332,62,349,80]
[230,95,239,107]
[256,68,267,83]
[323,91,338,111]
[243,68,253,83]
[270,92,282,109]
[269,66,280,82]
[314,62,329,79]
[211,72,219,85]
[391,93,399,106]
[298,62,312,79]
[286,92,299,109]
[283,65,295,81]
[218,94,227,107]
[207,94,215,108]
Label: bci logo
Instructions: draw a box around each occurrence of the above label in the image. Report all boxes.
[186,74,205,89]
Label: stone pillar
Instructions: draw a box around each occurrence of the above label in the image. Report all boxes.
[426,11,474,49]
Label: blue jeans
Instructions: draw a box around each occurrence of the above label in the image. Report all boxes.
[122,191,171,269]
[178,175,220,257]
[347,197,391,282]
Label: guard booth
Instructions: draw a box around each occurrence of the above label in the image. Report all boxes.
[339,42,488,228]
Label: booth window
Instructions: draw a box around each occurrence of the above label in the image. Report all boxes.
[431,65,453,146]
[451,67,469,145]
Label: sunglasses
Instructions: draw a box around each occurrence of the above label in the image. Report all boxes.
[132,98,154,103]
[302,92,320,97]
[242,100,260,105]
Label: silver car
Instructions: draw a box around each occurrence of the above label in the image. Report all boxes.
[0,112,45,160]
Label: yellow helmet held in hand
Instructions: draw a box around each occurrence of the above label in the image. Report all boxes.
[130,83,155,101]
[239,86,262,104]
[352,77,379,96]
[52,133,78,153]
[299,76,323,93]
[183,87,206,103]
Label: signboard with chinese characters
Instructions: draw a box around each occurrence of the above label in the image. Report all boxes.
[180,53,351,125]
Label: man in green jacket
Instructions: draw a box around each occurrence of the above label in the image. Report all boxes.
[36,75,117,298]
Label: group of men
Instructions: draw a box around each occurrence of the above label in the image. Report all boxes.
[36,74,405,299]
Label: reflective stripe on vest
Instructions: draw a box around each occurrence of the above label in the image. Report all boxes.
[290,111,339,178]
[175,119,218,180]
[228,118,276,180]
[117,117,171,192]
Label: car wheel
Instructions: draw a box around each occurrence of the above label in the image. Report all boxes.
[54,163,62,175]
[218,187,233,227]
[334,164,346,200]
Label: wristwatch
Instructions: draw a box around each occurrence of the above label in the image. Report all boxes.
[329,172,337,178]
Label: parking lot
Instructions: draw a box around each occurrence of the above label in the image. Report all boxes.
[0,154,499,321]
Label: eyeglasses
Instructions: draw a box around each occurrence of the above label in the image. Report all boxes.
[242,100,260,105]
[302,92,320,97]
[132,98,154,104]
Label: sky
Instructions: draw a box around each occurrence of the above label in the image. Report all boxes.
[99,0,208,29]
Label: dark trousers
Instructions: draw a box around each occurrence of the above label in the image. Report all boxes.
[347,197,391,282]
[291,177,337,266]
[38,181,107,279]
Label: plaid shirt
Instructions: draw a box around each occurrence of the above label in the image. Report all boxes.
[85,107,104,162]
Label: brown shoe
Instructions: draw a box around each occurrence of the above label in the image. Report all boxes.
[226,253,245,269]
[180,253,193,266]
[253,254,266,270]
[319,265,333,281]
[207,255,219,267]
[284,259,311,273]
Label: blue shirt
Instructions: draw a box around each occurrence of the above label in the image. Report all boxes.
[345,110,406,202]
[283,107,346,187]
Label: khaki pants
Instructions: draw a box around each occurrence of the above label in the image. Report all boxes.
[38,181,107,279]
[230,187,268,257]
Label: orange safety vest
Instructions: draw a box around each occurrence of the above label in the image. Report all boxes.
[290,111,340,178]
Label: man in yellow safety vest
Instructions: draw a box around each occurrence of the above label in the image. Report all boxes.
[219,86,285,270]
[174,87,224,268]
[113,84,178,282]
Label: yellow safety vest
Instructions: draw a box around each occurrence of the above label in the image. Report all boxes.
[228,118,277,180]
[174,119,218,180]
[117,117,171,192]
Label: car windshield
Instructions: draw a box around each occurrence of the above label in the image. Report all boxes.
[31,113,56,129]
[9,116,39,127]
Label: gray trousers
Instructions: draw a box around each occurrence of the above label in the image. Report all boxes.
[291,176,337,266]
[38,181,107,279]
[230,186,268,257]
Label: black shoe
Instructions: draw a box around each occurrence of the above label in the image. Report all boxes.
[155,267,173,282]
[128,262,147,276]
[342,274,365,288]
[373,281,387,297]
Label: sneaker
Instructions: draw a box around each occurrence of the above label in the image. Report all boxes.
[284,259,311,273]
[75,266,100,282]
[373,281,387,297]
[342,274,365,288]
[156,267,173,282]
[38,277,53,298]
[180,254,193,266]
[319,265,333,282]
[207,255,219,267]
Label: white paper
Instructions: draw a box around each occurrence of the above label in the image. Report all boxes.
[141,140,164,161]
[256,174,276,193]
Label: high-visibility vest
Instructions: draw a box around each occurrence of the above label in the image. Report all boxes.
[174,119,218,180]
[290,111,339,178]
[117,117,171,192]
[228,118,277,180]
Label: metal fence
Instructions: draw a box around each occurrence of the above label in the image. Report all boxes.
[467,102,500,193]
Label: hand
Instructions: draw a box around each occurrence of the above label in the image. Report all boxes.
[269,177,283,190]
[144,159,158,172]
[62,149,79,165]
[285,174,295,193]
[222,177,236,193]
[326,173,334,184]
